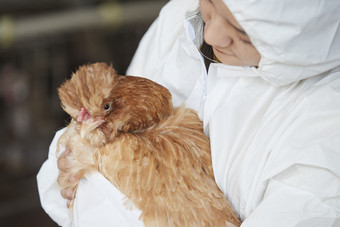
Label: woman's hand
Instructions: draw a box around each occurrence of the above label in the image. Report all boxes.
[57,149,81,208]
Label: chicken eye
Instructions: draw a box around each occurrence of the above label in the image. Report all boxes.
[103,103,112,112]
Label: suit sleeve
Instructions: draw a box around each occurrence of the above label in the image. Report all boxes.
[242,122,340,226]
[36,129,72,227]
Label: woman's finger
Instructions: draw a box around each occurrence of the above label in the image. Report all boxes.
[61,186,76,200]
[57,149,72,171]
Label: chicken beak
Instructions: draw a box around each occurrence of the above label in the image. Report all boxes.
[77,107,105,139]
[77,107,91,122]
[90,117,105,126]
[77,107,104,125]
[80,116,105,140]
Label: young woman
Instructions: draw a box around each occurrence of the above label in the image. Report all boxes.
[38,0,340,226]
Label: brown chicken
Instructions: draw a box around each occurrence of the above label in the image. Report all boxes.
[56,62,241,227]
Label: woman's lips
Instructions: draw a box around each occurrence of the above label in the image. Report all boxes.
[214,47,234,56]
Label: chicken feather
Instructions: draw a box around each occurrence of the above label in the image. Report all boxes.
[57,62,241,227]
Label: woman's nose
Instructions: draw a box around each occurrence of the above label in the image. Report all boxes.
[204,22,232,48]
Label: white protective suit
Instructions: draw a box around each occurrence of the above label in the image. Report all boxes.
[37,0,340,226]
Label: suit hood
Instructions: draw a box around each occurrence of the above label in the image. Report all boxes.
[223,0,340,86]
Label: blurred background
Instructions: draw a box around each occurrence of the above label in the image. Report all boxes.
[0,0,167,226]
